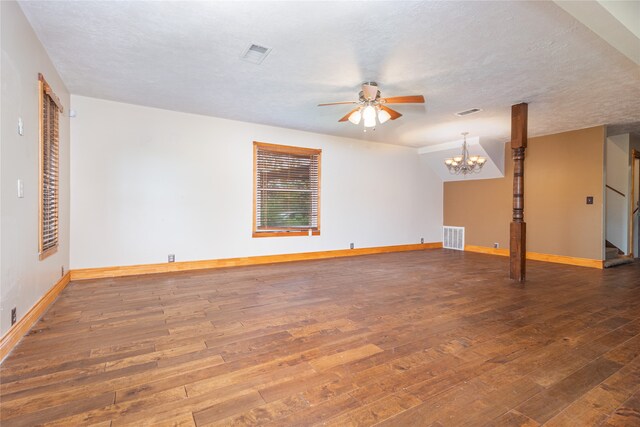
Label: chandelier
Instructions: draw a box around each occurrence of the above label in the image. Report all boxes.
[444,132,487,175]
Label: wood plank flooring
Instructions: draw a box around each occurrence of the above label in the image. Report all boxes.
[1,249,639,426]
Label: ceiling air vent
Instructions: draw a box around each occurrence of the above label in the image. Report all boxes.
[241,43,272,64]
[455,108,482,117]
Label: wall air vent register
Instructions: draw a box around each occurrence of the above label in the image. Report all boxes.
[443,226,465,250]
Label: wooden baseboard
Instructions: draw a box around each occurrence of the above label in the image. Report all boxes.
[464,245,603,269]
[464,245,509,257]
[0,272,71,362]
[526,252,604,269]
[70,242,443,281]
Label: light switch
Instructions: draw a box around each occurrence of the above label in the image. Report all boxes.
[17,179,24,198]
[18,117,24,136]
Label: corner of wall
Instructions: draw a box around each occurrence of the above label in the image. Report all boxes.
[1,0,71,337]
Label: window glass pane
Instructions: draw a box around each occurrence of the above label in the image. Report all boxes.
[39,75,60,257]
[254,143,320,235]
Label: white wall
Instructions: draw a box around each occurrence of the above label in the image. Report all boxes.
[635,154,639,256]
[70,96,443,269]
[631,133,640,257]
[605,134,630,252]
[1,1,70,336]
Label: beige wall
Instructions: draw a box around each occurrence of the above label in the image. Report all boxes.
[444,126,605,260]
[1,1,71,336]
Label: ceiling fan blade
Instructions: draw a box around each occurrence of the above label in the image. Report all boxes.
[380,105,402,120]
[339,108,360,122]
[382,95,425,104]
[318,101,357,106]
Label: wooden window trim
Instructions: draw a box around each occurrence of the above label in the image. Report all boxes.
[253,141,322,238]
[39,74,64,112]
[38,73,62,260]
[39,246,58,261]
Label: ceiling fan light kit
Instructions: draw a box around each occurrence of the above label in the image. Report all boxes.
[445,132,487,175]
[362,105,377,128]
[320,84,485,173]
[346,103,392,129]
[378,109,391,124]
[347,109,362,125]
[318,82,425,131]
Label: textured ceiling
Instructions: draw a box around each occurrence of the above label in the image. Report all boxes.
[19,1,640,147]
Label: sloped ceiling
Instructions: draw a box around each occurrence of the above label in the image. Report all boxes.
[419,137,506,182]
[19,1,640,148]
[555,0,640,65]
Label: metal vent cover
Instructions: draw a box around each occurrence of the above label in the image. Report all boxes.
[443,226,465,250]
[241,43,272,64]
[455,108,482,117]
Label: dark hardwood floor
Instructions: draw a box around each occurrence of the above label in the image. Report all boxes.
[1,250,639,426]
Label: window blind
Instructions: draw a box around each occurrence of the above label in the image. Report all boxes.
[39,74,62,258]
[254,142,321,235]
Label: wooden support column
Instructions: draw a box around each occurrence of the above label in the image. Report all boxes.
[510,103,528,282]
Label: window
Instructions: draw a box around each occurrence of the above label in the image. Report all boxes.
[253,142,321,237]
[38,73,63,259]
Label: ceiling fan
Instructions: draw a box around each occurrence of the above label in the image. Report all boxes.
[318,82,425,130]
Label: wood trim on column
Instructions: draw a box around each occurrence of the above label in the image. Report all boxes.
[70,243,443,281]
[0,272,71,362]
[510,102,528,282]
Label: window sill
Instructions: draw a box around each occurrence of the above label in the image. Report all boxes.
[253,230,320,238]
[39,245,58,260]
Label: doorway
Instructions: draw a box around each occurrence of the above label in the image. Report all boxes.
[632,149,640,258]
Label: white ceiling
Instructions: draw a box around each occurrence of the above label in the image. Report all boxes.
[19,1,640,148]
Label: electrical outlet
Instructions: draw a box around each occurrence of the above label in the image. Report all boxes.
[421,238,424,244]
[11,308,17,326]
[586,196,594,205]
[493,243,499,249]
[18,117,24,136]
[168,254,175,263]
[350,243,354,249]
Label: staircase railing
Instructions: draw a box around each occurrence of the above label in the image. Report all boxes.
[606,185,625,198]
